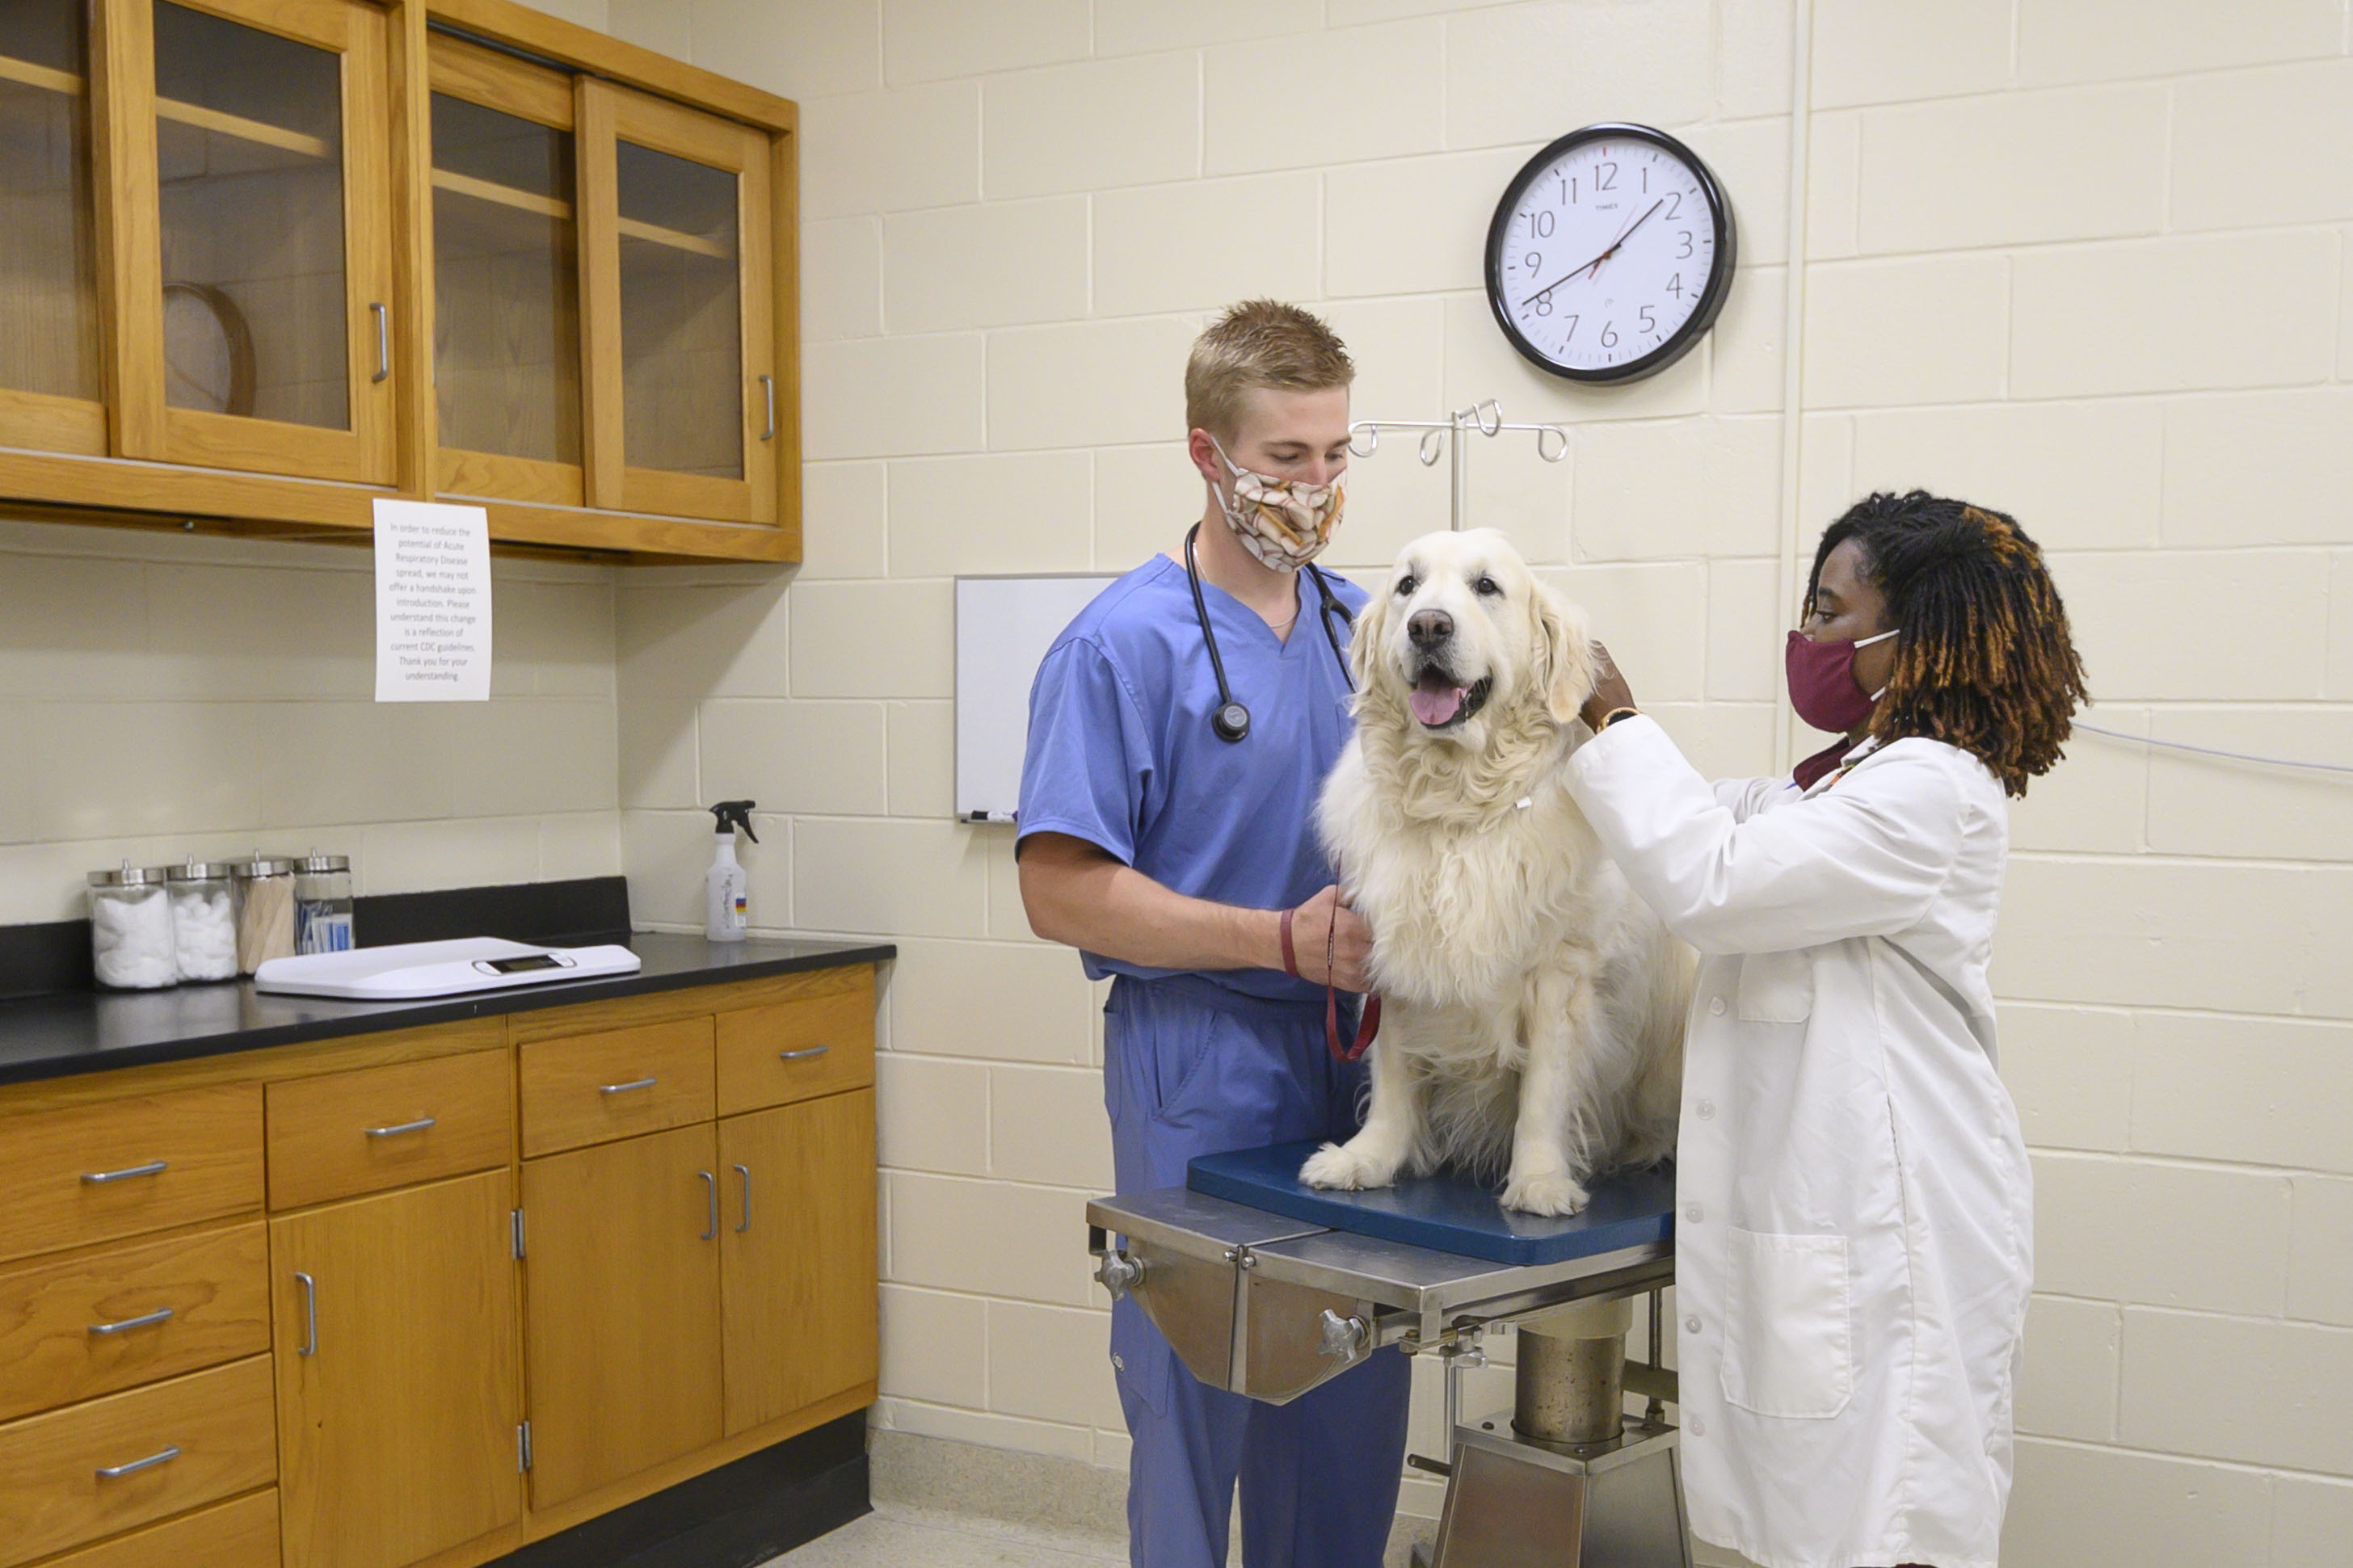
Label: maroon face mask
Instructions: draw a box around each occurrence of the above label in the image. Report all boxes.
[1786,628,1896,788]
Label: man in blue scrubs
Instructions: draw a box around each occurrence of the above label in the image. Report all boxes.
[1017,301,1412,1567]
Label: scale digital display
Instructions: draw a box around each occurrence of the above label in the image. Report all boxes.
[482,953,566,973]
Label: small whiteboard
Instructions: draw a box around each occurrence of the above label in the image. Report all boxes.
[956,574,1119,823]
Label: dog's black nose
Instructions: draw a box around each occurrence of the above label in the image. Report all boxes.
[1408,609,1454,648]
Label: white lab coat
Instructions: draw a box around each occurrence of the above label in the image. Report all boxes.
[1566,717,2031,1568]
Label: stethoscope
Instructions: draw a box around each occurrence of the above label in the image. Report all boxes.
[1183,521,1356,743]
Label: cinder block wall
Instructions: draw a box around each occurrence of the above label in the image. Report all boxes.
[0,522,621,922]
[577,2,2352,1558]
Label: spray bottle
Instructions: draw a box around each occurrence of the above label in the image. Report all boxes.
[705,801,757,943]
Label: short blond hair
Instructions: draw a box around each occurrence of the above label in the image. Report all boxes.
[1184,300,1354,441]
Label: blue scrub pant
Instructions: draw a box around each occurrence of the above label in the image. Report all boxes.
[1105,974,1413,1568]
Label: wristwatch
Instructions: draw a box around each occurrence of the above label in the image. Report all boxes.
[1599,707,1641,729]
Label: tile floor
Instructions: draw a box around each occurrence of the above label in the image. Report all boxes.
[760,1503,1126,1567]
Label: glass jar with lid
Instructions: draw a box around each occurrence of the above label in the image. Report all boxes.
[165,859,239,982]
[293,852,354,955]
[87,862,179,990]
[230,855,299,974]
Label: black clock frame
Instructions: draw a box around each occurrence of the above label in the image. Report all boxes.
[1484,122,1737,385]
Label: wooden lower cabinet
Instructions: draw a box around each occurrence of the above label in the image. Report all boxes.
[0,1356,275,1568]
[718,1089,878,1435]
[270,1170,524,1568]
[39,1490,279,1568]
[522,1122,723,1510]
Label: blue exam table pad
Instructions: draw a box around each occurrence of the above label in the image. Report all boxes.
[1186,1141,1677,1267]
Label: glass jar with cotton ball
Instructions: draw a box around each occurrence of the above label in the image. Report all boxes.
[166,859,239,982]
[87,862,179,990]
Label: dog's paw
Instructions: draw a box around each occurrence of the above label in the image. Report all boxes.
[1300,1141,1402,1192]
[1500,1170,1590,1217]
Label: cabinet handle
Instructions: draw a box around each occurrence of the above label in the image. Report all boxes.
[81,1158,168,1184]
[599,1077,659,1095]
[778,1045,829,1062]
[295,1272,318,1356]
[735,1163,751,1233]
[698,1171,717,1241]
[89,1306,175,1337]
[370,302,390,383]
[95,1444,180,1480]
[757,373,775,441]
[364,1116,436,1138]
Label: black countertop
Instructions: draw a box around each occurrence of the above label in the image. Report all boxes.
[0,932,895,1088]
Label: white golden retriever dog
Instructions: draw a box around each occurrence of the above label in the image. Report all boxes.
[1299,530,1693,1216]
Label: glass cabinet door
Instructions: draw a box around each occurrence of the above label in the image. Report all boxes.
[0,0,103,453]
[427,36,582,505]
[579,81,775,527]
[103,0,394,484]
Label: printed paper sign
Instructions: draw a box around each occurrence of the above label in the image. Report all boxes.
[374,498,492,702]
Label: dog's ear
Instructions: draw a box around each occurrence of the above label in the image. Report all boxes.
[1533,580,1596,726]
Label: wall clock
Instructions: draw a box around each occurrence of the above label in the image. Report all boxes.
[1484,123,1735,384]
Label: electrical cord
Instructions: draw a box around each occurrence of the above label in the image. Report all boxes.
[2073,720,2353,777]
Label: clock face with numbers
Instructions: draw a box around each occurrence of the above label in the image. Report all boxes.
[1485,124,1736,384]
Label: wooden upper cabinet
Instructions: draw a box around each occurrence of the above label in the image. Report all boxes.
[425,32,582,508]
[0,0,798,560]
[96,0,398,486]
[0,0,108,456]
[579,79,776,528]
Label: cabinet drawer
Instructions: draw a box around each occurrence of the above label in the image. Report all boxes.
[0,1223,271,1423]
[0,1355,276,1568]
[266,1050,514,1210]
[0,1087,264,1267]
[520,1018,714,1158]
[715,978,877,1117]
[37,1489,277,1568]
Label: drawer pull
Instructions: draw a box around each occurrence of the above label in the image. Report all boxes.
[88,1306,175,1337]
[735,1163,751,1234]
[599,1077,659,1095]
[81,1159,169,1184]
[95,1444,180,1480]
[778,1045,831,1062]
[295,1272,318,1356]
[699,1170,717,1241]
[364,1116,437,1138]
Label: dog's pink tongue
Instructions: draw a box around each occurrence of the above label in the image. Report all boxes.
[1409,679,1467,726]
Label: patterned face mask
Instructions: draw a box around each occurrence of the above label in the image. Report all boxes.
[1210,436,1345,570]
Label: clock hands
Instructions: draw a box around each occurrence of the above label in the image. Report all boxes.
[1520,198,1665,309]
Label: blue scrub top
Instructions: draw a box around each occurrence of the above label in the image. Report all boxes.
[1017,553,1369,1004]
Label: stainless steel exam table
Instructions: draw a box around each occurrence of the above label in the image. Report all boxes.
[1087,1141,1690,1568]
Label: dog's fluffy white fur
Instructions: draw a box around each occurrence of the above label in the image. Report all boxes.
[1299,530,1693,1216]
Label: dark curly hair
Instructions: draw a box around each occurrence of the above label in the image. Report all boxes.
[1807,491,2088,798]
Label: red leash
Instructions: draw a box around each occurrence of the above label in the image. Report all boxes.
[1280,885,1383,1063]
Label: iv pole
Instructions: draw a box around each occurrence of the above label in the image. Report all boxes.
[1347,401,1570,532]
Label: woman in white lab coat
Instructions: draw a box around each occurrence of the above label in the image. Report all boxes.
[1564,493,2087,1568]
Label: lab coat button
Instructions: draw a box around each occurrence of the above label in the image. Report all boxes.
[1707,996,1727,1016]
[1684,1204,1703,1223]
[1696,1099,1716,1120]
[1689,1415,1706,1437]
[1685,1315,1702,1335]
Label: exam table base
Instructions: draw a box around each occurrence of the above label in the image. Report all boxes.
[1430,1415,1690,1568]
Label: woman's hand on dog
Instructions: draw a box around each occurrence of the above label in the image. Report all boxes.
[1579,640,1637,732]
[1288,884,1374,994]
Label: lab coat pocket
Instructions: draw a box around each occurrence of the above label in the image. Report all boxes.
[1720,1228,1854,1419]
[1735,949,1815,1024]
